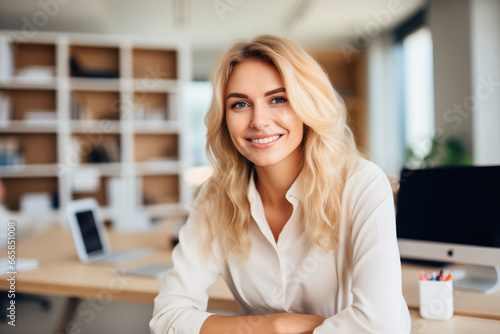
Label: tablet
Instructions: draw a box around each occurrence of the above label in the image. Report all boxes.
[66,198,112,263]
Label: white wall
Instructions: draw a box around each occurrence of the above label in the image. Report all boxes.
[470,0,500,165]
[428,0,474,155]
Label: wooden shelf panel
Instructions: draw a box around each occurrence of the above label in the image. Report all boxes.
[72,176,109,207]
[71,90,120,121]
[134,133,178,162]
[70,45,120,78]
[142,174,179,205]
[132,91,169,121]
[3,177,58,211]
[132,49,177,79]
[71,133,121,164]
[12,43,56,74]
[0,89,56,120]
[0,133,57,165]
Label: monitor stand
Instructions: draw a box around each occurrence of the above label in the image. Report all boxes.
[449,264,500,294]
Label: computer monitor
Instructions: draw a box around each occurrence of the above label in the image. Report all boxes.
[396,165,500,293]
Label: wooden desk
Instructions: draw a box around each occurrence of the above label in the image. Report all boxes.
[402,262,500,320]
[0,224,237,311]
[1,226,500,333]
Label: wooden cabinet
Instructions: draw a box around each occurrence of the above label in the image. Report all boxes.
[0,32,191,225]
[310,51,368,152]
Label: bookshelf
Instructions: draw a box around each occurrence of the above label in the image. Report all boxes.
[0,31,191,226]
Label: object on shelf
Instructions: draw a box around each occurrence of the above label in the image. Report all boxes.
[70,57,119,78]
[0,136,23,166]
[107,176,151,231]
[133,103,167,121]
[71,94,86,120]
[0,93,12,126]
[15,65,55,81]
[20,192,53,214]
[107,176,142,209]
[0,39,14,81]
[72,167,101,193]
[89,145,111,163]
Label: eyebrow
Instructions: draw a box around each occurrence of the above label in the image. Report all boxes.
[226,87,286,100]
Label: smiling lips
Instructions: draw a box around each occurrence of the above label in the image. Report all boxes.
[246,134,283,148]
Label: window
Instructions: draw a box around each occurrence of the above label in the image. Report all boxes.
[396,12,435,167]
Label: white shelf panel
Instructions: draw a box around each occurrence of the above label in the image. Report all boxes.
[70,120,121,133]
[135,160,180,175]
[0,78,57,90]
[132,120,181,133]
[0,164,58,178]
[131,79,179,92]
[70,78,120,91]
[74,163,123,176]
[0,120,58,133]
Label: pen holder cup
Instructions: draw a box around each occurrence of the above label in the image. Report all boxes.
[419,280,454,320]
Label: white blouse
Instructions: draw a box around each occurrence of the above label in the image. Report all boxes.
[150,159,411,334]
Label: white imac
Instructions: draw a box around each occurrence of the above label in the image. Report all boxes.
[396,165,500,293]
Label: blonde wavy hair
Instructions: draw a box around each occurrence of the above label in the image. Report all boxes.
[198,34,361,260]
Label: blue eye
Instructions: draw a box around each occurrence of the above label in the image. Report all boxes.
[271,97,287,104]
[232,102,248,109]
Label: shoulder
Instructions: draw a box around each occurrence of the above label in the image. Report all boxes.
[343,158,393,208]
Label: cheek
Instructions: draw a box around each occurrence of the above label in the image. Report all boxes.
[225,113,244,144]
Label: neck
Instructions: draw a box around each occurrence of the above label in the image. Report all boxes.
[255,147,302,207]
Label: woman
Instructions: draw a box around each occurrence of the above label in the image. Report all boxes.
[150,35,411,334]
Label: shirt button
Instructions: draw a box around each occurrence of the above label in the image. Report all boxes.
[274,288,282,296]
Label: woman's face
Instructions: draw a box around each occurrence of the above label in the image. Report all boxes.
[225,58,304,169]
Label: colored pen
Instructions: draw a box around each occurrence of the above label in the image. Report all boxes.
[420,271,429,280]
[438,269,444,281]
[419,274,427,281]
[444,273,453,281]
[431,272,437,281]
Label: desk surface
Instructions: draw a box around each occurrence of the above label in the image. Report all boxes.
[0,224,236,311]
[1,226,500,333]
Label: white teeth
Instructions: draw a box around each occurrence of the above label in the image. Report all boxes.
[251,135,280,144]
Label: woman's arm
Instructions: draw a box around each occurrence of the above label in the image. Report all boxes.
[313,163,411,333]
[150,208,222,334]
[201,313,325,334]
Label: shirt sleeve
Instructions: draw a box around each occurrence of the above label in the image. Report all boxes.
[313,163,411,334]
[149,205,221,334]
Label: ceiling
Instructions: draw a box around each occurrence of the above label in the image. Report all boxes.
[0,0,425,79]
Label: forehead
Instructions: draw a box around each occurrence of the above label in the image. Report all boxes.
[226,58,284,94]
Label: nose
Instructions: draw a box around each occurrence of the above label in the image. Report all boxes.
[249,104,271,130]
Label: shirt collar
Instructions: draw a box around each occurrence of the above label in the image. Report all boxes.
[247,170,301,206]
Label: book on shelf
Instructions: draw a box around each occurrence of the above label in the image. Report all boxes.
[0,92,12,126]
[15,65,55,82]
[0,136,23,167]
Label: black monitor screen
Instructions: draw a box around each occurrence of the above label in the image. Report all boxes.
[396,166,500,248]
[76,210,103,254]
